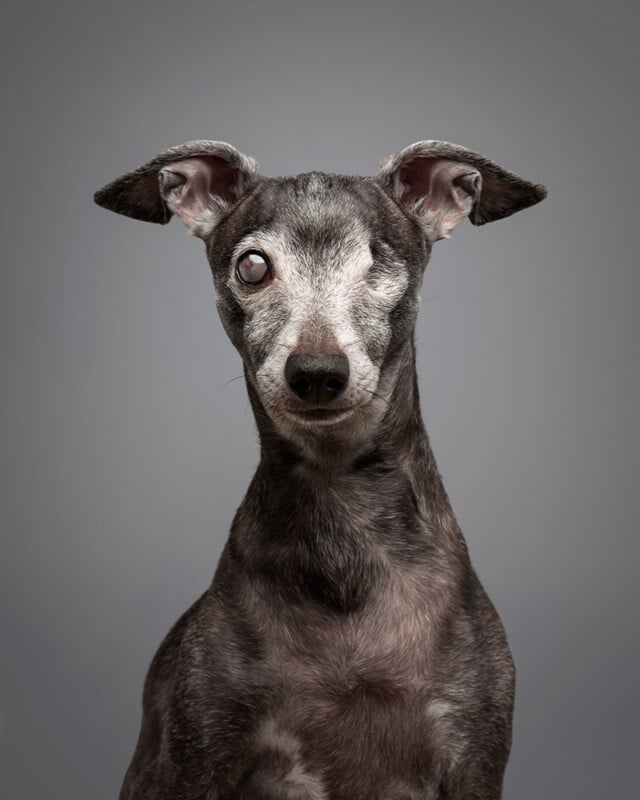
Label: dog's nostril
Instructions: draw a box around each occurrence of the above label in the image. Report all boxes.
[324,378,343,395]
[291,375,314,398]
[285,353,349,404]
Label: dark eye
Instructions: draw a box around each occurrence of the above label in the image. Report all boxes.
[236,251,271,285]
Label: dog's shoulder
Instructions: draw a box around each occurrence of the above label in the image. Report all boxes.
[141,591,210,713]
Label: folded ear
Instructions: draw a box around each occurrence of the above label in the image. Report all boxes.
[375,140,547,241]
[94,140,259,238]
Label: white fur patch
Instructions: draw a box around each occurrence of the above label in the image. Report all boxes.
[254,718,329,800]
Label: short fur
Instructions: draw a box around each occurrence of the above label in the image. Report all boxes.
[94,139,546,800]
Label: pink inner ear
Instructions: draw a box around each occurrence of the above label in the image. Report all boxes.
[160,156,245,237]
[164,156,242,204]
[202,157,245,205]
[396,157,481,239]
[395,157,434,206]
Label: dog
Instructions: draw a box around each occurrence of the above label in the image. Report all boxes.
[94,139,546,800]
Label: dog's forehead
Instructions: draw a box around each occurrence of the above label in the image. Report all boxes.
[259,173,377,250]
[220,174,382,251]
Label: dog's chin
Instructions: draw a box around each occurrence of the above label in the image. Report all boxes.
[279,406,368,450]
[260,394,390,451]
[264,398,359,433]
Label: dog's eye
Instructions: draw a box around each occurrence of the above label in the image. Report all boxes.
[236,251,271,286]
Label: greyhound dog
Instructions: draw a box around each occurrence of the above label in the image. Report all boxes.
[94,139,546,800]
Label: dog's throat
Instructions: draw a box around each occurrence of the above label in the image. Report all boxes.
[227,442,445,613]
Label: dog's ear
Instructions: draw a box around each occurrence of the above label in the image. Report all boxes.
[94,140,259,238]
[375,140,547,241]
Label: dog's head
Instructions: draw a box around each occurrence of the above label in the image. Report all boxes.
[95,140,545,451]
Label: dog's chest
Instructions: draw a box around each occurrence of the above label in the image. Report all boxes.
[252,567,459,796]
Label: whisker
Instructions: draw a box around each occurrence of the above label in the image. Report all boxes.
[217,374,245,392]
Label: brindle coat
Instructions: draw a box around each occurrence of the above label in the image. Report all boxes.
[94,140,546,800]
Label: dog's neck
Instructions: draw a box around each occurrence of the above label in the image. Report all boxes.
[226,338,463,612]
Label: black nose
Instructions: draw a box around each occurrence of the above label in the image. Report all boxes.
[285,353,350,404]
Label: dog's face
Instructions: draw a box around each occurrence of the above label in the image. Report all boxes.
[208,173,427,447]
[95,140,545,450]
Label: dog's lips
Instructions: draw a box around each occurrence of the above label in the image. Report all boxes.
[284,405,357,426]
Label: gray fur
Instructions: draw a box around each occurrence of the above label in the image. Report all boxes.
[94,140,546,800]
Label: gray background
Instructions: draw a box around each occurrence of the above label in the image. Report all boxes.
[2,1,638,798]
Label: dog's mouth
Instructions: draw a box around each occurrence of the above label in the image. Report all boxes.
[283,405,358,426]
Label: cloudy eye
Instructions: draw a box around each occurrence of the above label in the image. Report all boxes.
[236,251,271,286]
